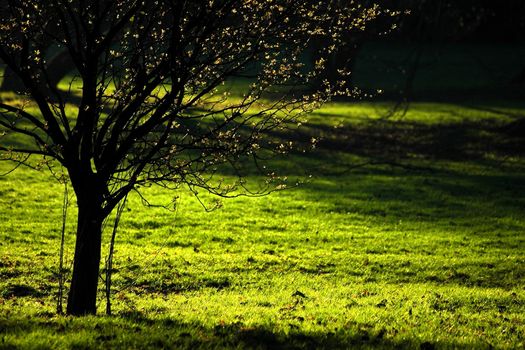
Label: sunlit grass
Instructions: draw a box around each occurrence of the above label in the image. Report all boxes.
[1,94,524,348]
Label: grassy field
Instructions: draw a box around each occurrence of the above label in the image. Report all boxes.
[1,93,524,348]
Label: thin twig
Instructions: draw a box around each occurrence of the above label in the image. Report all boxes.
[57,179,68,314]
[105,194,127,316]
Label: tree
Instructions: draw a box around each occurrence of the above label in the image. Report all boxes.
[0,0,389,315]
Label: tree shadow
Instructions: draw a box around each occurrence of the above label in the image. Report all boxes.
[298,114,524,166]
[0,312,485,349]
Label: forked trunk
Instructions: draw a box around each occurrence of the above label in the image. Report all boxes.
[66,194,104,315]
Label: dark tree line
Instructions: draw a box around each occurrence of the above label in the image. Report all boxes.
[299,0,525,107]
[385,0,525,43]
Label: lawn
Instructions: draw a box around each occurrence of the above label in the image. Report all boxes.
[1,95,524,349]
[1,41,525,348]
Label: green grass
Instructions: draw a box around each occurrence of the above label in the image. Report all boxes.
[1,97,524,349]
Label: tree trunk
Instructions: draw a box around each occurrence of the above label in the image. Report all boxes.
[66,193,104,315]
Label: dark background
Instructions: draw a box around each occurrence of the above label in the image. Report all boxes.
[346,0,525,101]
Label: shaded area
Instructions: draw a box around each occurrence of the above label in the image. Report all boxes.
[0,313,487,350]
[0,284,44,298]
[308,104,524,161]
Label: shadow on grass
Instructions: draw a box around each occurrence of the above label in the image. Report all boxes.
[250,112,525,228]
[215,100,525,187]
[0,312,480,350]
[301,169,525,220]
[291,114,525,169]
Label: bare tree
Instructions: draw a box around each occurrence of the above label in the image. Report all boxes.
[0,0,389,315]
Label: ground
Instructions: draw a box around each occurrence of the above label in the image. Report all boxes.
[0,43,524,349]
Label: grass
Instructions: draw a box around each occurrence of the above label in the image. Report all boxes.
[1,94,525,349]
